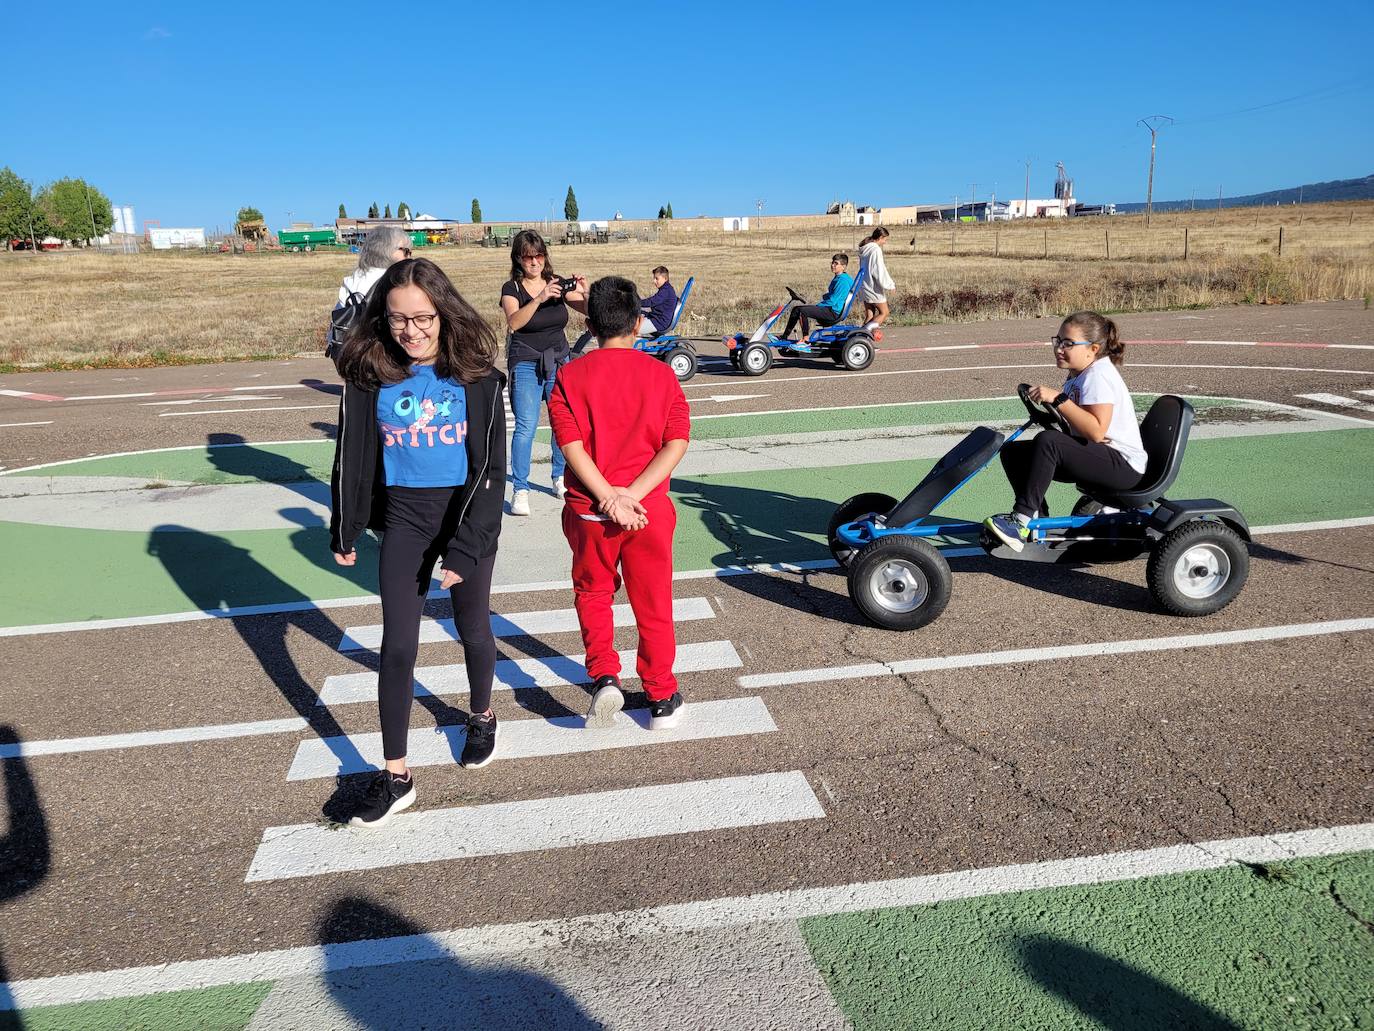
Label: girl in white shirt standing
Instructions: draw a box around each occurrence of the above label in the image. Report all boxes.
[986,311,1148,551]
[858,227,896,330]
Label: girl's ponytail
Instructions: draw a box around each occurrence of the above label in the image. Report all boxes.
[1063,310,1126,365]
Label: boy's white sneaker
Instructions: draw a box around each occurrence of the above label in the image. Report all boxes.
[510,489,531,516]
[585,675,624,728]
[648,691,685,731]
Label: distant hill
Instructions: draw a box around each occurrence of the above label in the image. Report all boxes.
[1115,173,1374,212]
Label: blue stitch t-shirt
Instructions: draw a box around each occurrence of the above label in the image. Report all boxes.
[376,365,469,487]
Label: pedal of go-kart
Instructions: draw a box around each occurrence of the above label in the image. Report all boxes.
[978,528,1076,564]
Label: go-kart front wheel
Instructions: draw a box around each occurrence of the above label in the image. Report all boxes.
[738,342,772,376]
[663,345,697,382]
[1146,520,1249,616]
[827,492,898,564]
[840,335,875,371]
[848,535,952,631]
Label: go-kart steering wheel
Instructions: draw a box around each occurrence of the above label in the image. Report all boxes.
[786,286,805,303]
[1017,383,1070,432]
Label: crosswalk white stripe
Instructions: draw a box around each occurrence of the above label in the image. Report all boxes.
[0,718,309,759]
[245,770,824,882]
[337,597,715,652]
[1355,389,1374,399]
[1295,392,1374,413]
[319,639,744,705]
[286,696,777,780]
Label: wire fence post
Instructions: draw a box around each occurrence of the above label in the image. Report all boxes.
[1278,225,1284,258]
[1043,229,1048,259]
[1183,226,1189,260]
[1105,229,1110,260]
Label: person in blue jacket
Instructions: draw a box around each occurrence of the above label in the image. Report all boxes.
[637,266,678,336]
[781,253,854,341]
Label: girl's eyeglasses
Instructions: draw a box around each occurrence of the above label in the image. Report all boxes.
[387,313,437,330]
[1051,336,1092,350]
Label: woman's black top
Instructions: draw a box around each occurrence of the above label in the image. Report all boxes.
[501,278,569,372]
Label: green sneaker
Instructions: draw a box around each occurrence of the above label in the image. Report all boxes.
[985,514,1030,553]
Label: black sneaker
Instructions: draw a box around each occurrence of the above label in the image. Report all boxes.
[347,770,416,829]
[461,713,498,769]
[585,674,624,728]
[648,691,685,731]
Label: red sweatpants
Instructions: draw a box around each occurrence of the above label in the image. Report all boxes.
[561,495,677,700]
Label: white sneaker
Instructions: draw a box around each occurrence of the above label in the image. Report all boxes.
[553,476,566,500]
[510,489,530,516]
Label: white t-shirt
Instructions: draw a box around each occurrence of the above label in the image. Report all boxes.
[1063,359,1148,473]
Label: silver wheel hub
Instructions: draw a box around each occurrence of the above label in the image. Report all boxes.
[1172,542,1230,599]
[869,559,929,613]
[671,354,691,374]
[846,343,868,365]
[745,349,766,370]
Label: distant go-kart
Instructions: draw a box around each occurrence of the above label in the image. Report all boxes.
[572,276,698,382]
[724,263,877,377]
[829,385,1252,630]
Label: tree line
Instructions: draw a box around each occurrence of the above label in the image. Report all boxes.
[0,167,114,249]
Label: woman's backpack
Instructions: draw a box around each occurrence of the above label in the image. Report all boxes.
[327,283,375,362]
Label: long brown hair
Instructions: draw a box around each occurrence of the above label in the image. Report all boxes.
[508,229,556,283]
[338,258,497,389]
[1061,310,1126,366]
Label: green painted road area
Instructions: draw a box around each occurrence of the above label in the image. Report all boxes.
[11,849,1371,1031]
[1,421,1372,626]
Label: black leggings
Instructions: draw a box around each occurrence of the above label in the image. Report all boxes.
[999,430,1142,519]
[782,304,839,340]
[378,487,497,761]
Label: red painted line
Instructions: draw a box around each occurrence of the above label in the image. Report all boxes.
[0,390,65,402]
[879,338,1340,354]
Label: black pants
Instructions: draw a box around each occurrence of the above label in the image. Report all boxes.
[378,487,497,761]
[999,430,1141,520]
[782,304,839,340]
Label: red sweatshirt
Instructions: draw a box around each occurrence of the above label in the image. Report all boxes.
[548,348,691,515]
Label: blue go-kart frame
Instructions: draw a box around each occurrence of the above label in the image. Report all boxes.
[635,276,697,381]
[724,261,877,376]
[828,384,1252,630]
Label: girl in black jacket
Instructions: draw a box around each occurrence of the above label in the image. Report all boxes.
[330,258,507,828]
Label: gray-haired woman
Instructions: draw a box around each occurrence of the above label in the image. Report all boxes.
[327,225,414,360]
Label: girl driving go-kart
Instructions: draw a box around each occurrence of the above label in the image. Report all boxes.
[985,311,1147,552]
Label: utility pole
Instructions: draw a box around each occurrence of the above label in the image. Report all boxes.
[1190,188,1195,211]
[756,198,764,225]
[84,183,98,247]
[1024,158,1031,220]
[953,194,959,222]
[969,183,978,220]
[1217,185,1223,211]
[1137,115,1173,227]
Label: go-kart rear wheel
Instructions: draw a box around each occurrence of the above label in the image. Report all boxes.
[1146,520,1249,616]
[728,349,741,369]
[827,492,898,564]
[840,335,875,371]
[848,535,952,631]
[663,345,697,382]
[739,342,772,376]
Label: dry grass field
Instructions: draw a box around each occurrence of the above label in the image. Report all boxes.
[2,202,1371,370]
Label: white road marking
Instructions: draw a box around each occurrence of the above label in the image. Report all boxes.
[0,421,52,428]
[0,718,308,759]
[10,821,1371,1009]
[1357,389,1374,399]
[319,640,744,705]
[336,597,715,652]
[738,617,1374,690]
[141,396,283,406]
[689,394,771,404]
[245,770,824,882]
[1295,392,1374,413]
[3,516,1372,640]
[0,437,325,476]
[285,696,777,781]
[158,404,337,418]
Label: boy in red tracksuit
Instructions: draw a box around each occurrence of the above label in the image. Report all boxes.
[548,276,691,730]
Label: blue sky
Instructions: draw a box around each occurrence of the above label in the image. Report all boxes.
[4,0,1371,229]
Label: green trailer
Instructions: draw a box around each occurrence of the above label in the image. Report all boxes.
[278,228,340,252]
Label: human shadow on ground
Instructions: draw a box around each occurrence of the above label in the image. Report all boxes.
[673,477,835,570]
[1016,934,1244,1031]
[206,433,328,507]
[300,897,598,1030]
[147,523,373,818]
[0,726,50,1028]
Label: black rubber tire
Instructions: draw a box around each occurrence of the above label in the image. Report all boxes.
[739,342,772,377]
[840,335,875,371]
[1146,520,1249,616]
[728,349,741,368]
[827,492,898,564]
[847,535,953,631]
[664,346,697,382]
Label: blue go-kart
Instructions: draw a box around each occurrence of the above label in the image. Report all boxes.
[828,385,1252,630]
[636,275,697,382]
[724,264,876,376]
[572,276,698,381]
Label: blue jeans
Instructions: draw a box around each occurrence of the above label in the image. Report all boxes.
[509,359,565,493]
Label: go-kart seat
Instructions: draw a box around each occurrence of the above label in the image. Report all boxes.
[1078,394,1194,509]
[638,276,694,342]
[885,425,1005,527]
